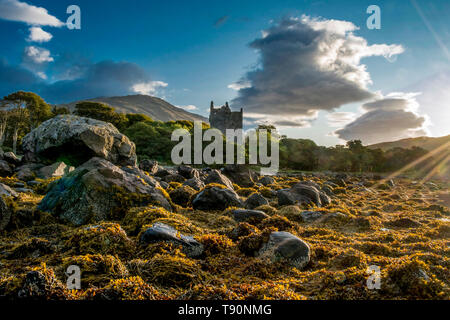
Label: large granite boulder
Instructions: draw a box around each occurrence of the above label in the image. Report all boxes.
[222,165,257,187]
[192,185,243,211]
[204,169,234,190]
[139,159,159,174]
[244,192,269,209]
[277,182,331,207]
[38,157,170,226]
[258,231,311,269]
[22,115,136,166]
[183,177,205,191]
[177,165,200,179]
[231,209,269,224]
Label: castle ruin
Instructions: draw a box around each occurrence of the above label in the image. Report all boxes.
[208,101,243,134]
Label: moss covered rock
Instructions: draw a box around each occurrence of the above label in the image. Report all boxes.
[38,157,171,225]
[192,185,243,211]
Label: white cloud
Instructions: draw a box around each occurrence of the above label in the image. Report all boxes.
[23,46,53,63]
[228,80,251,91]
[27,26,52,42]
[335,93,428,144]
[176,105,198,111]
[131,80,168,96]
[363,92,421,112]
[326,112,357,127]
[244,111,316,128]
[231,15,404,127]
[0,0,63,27]
[36,71,47,79]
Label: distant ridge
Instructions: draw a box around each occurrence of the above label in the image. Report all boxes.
[58,94,208,123]
[368,135,450,152]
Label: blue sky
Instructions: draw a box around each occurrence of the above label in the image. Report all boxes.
[0,0,449,145]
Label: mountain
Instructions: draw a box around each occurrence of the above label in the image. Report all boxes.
[58,94,208,123]
[367,135,450,152]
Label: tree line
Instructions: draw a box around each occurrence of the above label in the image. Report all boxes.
[71,99,431,173]
[1,91,431,174]
[279,138,428,173]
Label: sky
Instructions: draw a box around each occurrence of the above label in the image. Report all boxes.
[0,0,449,146]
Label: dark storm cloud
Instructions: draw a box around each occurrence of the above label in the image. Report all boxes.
[0,58,154,104]
[0,58,39,85]
[40,60,151,103]
[0,58,42,96]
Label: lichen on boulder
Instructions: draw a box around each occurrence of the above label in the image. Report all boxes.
[22,115,137,166]
[38,157,171,225]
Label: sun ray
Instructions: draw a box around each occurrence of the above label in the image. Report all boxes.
[419,153,450,184]
[410,0,450,61]
[373,140,450,188]
[413,147,449,179]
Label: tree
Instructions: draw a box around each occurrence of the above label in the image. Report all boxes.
[347,140,370,172]
[1,92,53,153]
[347,140,364,151]
[383,146,428,172]
[51,105,70,115]
[125,113,152,127]
[124,120,194,163]
[74,101,128,130]
[368,148,386,172]
[329,145,353,172]
[280,138,318,170]
[257,124,277,131]
[0,102,10,147]
[3,91,52,129]
[8,105,29,154]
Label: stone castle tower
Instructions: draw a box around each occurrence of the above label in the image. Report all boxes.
[208,101,243,134]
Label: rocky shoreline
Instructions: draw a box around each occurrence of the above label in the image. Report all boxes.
[0,115,448,300]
